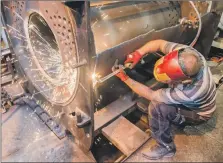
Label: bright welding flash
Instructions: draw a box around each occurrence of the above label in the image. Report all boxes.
[91,73,97,80]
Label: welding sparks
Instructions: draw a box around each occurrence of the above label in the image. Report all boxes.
[92,73,100,81]
[79,83,88,93]
[92,73,102,88]
[91,19,98,28]
[7,25,21,34]
[104,33,110,36]
[4,6,24,21]
[103,14,108,19]
[13,35,22,40]
[103,42,108,47]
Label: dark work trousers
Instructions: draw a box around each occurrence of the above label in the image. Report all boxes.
[148,101,209,144]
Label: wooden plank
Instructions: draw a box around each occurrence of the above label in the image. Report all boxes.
[102,116,149,156]
[94,94,136,133]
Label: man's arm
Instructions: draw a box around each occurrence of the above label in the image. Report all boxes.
[123,77,188,105]
[124,78,155,101]
[137,39,168,56]
[124,39,169,68]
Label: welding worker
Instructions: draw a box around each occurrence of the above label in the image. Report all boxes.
[112,39,216,160]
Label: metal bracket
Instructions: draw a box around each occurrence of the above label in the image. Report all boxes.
[71,59,87,69]
[180,17,199,29]
[1,88,12,114]
[75,108,91,128]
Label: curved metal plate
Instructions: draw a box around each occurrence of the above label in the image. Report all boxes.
[2,1,94,151]
[91,1,181,54]
[3,1,79,105]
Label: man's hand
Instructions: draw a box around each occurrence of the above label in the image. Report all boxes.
[112,63,155,101]
[124,51,143,69]
[112,65,129,81]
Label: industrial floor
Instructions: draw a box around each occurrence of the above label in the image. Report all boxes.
[2,63,223,162]
[127,86,223,162]
[2,106,94,162]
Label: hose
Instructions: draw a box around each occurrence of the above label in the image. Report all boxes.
[189,1,202,47]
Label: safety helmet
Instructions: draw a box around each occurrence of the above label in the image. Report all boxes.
[154,49,189,83]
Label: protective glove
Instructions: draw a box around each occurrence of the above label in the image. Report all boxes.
[112,65,129,81]
[124,50,143,69]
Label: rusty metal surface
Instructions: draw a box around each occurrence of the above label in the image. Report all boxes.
[180,1,209,19]
[2,1,94,151]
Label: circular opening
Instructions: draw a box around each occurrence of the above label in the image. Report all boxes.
[28,12,63,80]
[9,3,79,105]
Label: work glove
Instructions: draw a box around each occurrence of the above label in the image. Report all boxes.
[112,65,129,81]
[124,50,143,69]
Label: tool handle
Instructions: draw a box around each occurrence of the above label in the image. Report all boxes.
[124,58,146,69]
[124,63,132,68]
[98,65,125,83]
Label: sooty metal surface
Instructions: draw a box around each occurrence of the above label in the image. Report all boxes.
[91,1,181,54]
[2,1,94,151]
[3,1,79,105]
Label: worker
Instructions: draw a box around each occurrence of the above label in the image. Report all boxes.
[112,39,216,160]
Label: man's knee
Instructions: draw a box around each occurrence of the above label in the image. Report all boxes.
[148,101,176,118]
[148,101,165,116]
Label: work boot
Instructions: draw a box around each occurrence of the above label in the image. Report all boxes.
[142,141,176,160]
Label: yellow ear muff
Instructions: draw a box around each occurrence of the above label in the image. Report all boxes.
[154,57,171,82]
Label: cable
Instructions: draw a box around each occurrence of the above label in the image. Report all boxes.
[189,1,202,47]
